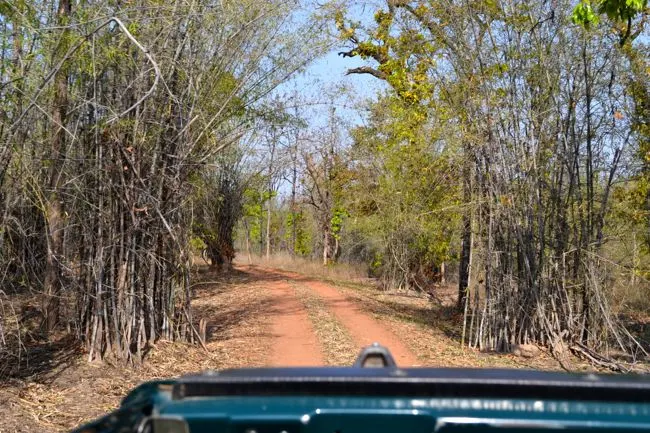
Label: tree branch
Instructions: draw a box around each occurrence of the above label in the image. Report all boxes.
[106,17,161,123]
[337,49,357,58]
[345,66,387,80]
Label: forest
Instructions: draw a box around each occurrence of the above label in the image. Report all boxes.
[0,0,649,375]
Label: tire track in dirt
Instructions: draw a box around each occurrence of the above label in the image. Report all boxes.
[304,279,419,367]
[248,265,419,367]
[245,267,324,366]
[290,281,358,366]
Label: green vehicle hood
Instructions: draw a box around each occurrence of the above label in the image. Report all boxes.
[72,367,650,433]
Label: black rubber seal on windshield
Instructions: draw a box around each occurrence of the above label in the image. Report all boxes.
[172,367,650,402]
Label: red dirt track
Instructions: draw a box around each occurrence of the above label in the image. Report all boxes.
[304,279,418,366]
[246,265,418,367]
[266,277,325,366]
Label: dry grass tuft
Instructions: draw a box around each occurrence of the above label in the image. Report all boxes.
[291,281,358,366]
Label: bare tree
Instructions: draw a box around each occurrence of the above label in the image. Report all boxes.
[302,111,345,266]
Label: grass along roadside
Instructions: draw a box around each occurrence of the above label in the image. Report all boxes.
[330,281,581,371]
[290,281,358,366]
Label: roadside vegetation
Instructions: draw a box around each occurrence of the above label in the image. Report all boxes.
[233,0,650,369]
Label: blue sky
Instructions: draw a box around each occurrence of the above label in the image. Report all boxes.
[288,48,386,130]
[279,0,388,130]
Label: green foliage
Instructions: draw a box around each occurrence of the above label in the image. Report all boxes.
[189,236,207,252]
[572,1,601,25]
[332,1,468,284]
[336,2,464,285]
[286,210,312,256]
[370,251,383,275]
[336,5,437,108]
[572,0,647,26]
[342,90,459,286]
[0,1,13,15]
[242,186,265,243]
[330,207,348,240]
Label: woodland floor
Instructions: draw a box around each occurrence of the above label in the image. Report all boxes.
[0,264,611,432]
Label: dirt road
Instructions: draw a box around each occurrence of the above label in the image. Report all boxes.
[245,266,418,367]
[264,276,325,366]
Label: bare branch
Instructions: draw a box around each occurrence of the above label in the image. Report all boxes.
[337,49,357,58]
[345,66,387,80]
[106,17,161,123]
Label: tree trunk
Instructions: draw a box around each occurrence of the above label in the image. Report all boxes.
[43,0,71,334]
[291,142,298,256]
[265,139,276,260]
[259,191,264,255]
[244,220,253,265]
[266,196,272,260]
[323,229,330,266]
[458,155,471,310]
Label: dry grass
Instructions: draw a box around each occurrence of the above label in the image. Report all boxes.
[238,252,370,284]
[0,266,275,433]
[190,267,276,368]
[0,341,213,433]
[331,281,592,371]
[290,281,358,366]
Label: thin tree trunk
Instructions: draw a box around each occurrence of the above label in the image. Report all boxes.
[266,197,272,260]
[265,139,276,260]
[44,0,71,334]
[243,218,253,265]
[323,229,330,266]
[291,141,298,256]
[256,192,264,253]
[458,154,472,310]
